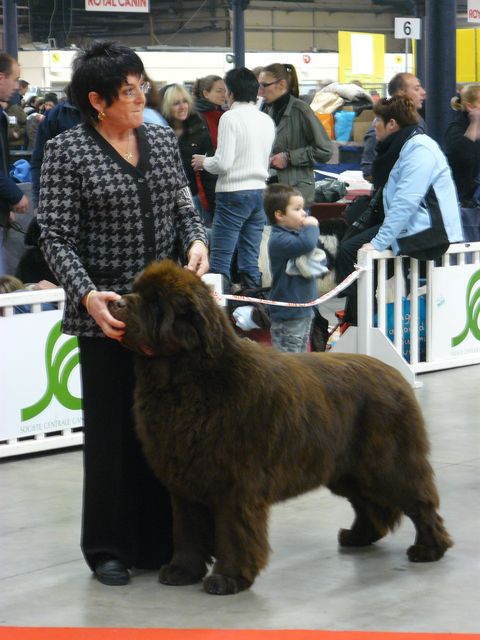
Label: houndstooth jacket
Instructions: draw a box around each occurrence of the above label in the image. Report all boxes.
[37,123,207,337]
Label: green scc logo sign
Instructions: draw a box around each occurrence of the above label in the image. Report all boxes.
[451,270,480,348]
[21,320,82,421]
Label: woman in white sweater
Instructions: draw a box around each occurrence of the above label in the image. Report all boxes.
[192,67,275,289]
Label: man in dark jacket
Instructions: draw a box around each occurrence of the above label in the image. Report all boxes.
[0,53,29,274]
[31,87,81,208]
[19,87,81,283]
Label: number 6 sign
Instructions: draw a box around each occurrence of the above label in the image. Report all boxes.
[394,17,421,40]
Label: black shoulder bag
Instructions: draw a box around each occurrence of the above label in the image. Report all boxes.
[396,186,450,260]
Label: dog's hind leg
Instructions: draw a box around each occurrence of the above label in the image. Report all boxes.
[339,497,401,547]
[158,495,213,586]
[203,501,269,595]
[330,479,401,547]
[404,500,453,562]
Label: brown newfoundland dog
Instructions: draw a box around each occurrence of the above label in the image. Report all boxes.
[109,259,452,595]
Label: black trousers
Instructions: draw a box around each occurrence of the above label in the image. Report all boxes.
[335,225,381,324]
[78,337,173,571]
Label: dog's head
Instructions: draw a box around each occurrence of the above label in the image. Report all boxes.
[109,259,227,358]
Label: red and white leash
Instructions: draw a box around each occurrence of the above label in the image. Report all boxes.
[214,265,367,308]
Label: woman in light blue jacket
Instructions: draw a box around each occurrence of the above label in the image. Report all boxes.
[361,95,463,257]
[336,94,463,325]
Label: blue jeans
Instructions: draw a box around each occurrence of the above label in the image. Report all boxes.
[209,189,266,286]
[270,317,313,353]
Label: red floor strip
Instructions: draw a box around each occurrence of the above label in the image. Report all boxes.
[0,630,479,640]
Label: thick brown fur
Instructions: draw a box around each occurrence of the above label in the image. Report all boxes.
[110,259,453,595]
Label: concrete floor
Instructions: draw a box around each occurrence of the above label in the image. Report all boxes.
[0,364,479,632]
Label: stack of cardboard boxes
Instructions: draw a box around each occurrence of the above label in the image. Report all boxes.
[352,109,375,144]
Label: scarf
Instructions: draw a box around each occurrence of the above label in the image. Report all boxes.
[269,92,290,126]
[372,124,419,190]
[194,97,224,114]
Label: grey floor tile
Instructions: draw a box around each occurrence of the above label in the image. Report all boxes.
[0,365,479,631]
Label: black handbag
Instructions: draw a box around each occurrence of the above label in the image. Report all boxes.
[397,186,450,260]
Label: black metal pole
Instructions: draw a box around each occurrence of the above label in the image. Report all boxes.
[414,2,426,89]
[3,0,19,58]
[232,0,246,68]
[424,0,457,148]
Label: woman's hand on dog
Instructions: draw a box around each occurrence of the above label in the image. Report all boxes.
[82,290,126,340]
[186,240,209,276]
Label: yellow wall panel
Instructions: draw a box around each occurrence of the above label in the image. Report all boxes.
[338,31,385,84]
[476,30,480,82]
[457,29,477,83]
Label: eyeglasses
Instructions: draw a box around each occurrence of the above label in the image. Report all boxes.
[259,80,281,89]
[121,81,151,100]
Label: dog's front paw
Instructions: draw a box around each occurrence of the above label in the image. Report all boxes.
[407,544,446,562]
[203,573,251,595]
[158,563,203,586]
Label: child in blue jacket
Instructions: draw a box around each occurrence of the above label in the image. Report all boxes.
[265,183,320,352]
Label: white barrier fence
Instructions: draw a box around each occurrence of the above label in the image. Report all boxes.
[0,288,84,458]
[0,275,224,459]
[332,242,480,387]
[1,255,479,456]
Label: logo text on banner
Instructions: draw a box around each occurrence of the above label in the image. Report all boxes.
[0,311,83,441]
[85,0,150,12]
[468,0,480,23]
[21,320,82,421]
[451,269,480,347]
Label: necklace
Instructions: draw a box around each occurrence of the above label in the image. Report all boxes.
[123,131,133,161]
[99,128,134,161]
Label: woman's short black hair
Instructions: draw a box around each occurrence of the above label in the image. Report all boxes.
[70,41,145,126]
[224,67,258,103]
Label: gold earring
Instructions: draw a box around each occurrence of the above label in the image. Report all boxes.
[98,111,106,121]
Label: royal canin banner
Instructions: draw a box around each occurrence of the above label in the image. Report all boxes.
[468,0,480,23]
[85,0,150,12]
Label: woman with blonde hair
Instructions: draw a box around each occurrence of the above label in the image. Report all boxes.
[445,84,480,207]
[258,62,332,206]
[160,83,215,225]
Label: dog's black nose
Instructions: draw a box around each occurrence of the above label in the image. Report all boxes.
[109,298,127,312]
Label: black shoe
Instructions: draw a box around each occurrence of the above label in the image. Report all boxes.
[94,557,130,586]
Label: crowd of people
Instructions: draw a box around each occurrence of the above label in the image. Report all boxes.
[0,41,476,586]
[1,50,476,332]
[1,52,475,332]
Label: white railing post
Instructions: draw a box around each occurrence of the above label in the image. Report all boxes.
[409,258,419,365]
[392,256,404,356]
[357,248,374,355]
